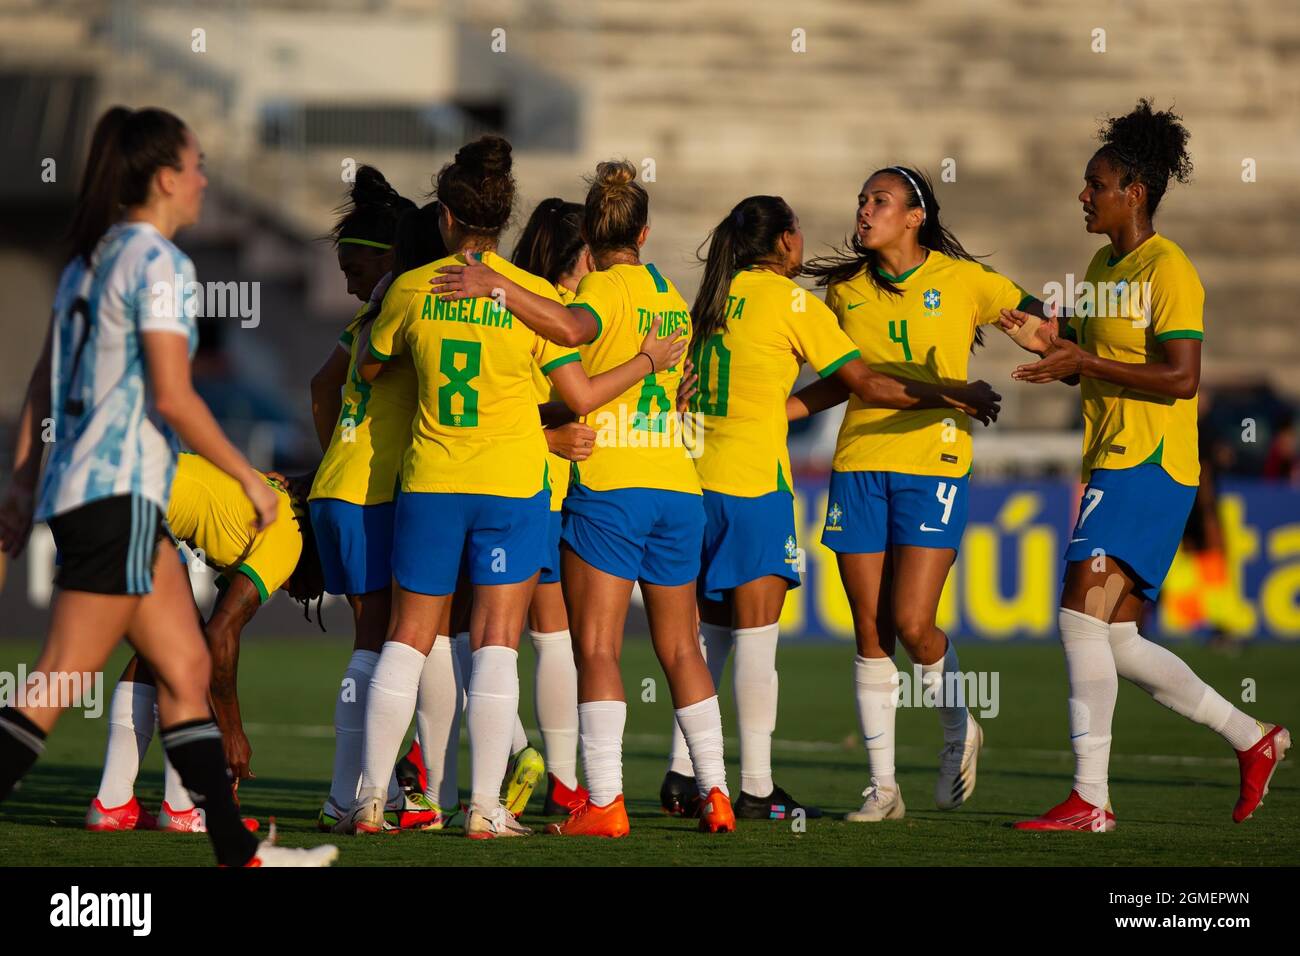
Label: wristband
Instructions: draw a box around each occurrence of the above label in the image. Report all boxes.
[637,351,655,375]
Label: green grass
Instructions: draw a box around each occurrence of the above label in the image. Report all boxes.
[0,638,1295,866]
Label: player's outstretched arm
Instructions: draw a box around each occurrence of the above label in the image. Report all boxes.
[204,573,263,782]
[834,358,1002,425]
[0,321,53,558]
[548,316,686,415]
[428,254,598,347]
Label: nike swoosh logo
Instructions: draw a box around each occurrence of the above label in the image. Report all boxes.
[865,733,884,741]
[1070,537,1088,543]
[1070,732,1088,739]
[919,524,944,532]
[846,301,867,310]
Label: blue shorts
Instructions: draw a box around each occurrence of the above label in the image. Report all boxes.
[1063,464,1196,602]
[821,470,969,553]
[309,498,396,596]
[561,484,704,586]
[393,490,549,595]
[539,509,563,585]
[698,490,801,602]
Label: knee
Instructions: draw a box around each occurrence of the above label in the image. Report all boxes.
[893,614,933,649]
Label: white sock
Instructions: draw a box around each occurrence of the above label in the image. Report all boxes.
[579,700,627,806]
[676,696,728,797]
[854,655,898,790]
[416,636,462,809]
[918,639,968,742]
[358,641,426,799]
[95,681,156,807]
[329,649,379,808]
[733,623,779,797]
[1109,621,1264,751]
[467,645,520,815]
[1059,608,1117,808]
[668,623,731,777]
[511,714,530,755]
[162,749,194,812]
[531,628,579,789]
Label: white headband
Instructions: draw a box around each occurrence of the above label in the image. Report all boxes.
[886,166,926,224]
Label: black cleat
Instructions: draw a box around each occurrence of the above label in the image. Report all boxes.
[659,771,701,817]
[734,783,822,820]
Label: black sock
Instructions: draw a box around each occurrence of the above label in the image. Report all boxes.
[0,708,47,802]
[161,719,259,867]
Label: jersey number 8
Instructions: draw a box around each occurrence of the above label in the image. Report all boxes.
[439,338,481,428]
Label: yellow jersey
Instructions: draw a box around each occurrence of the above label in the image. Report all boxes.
[568,263,700,495]
[1066,233,1203,486]
[309,306,418,506]
[368,251,581,498]
[168,453,303,603]
[533,283,576,511]
[690,268,860,496]
[827,251,1031,477]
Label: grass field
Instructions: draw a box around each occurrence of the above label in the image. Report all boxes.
[0,637,1295,867]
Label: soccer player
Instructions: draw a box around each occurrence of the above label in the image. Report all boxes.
[0,105,334,865]
[87,452,322,832]
[340,138,686,839]
[662,195,1003,819]
[307,171,453,831]
[1000,100,1288,830]
[797,166,1042,822]
[431,159,739,837]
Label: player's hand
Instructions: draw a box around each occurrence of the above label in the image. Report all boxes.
[1013,338,1086,384]
[427,251,504,301]
[224,728,254,783]
[998,303,1061,356]
[0,481,36,558]
[263,470,288,490]
[952,380,1002,426]
[546,422,598,462]
[242,474,280,533]
[639,315,687,373]
[676,356,699,413]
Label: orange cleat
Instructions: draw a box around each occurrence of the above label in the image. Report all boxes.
[1234,724,1291,823]
[85,796,157,832]
[697,787,736,833]
[544,794,630,838]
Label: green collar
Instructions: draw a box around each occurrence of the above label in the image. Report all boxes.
[875,250,930,283]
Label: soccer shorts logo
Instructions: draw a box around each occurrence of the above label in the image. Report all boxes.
[825,502,844,532]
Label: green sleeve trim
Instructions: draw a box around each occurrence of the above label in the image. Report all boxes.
[646,263,668,293]
[568,302,603,344]
[541,351,582,374]
[367,342,391,362]
[1016,294,1036,311]
[234,564,270,604]
[1154,329,1203,342]
[339,330,355,347]
[817,350,860,379]
[1060,322,1077,343]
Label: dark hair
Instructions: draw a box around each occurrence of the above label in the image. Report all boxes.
[1095,98,1192,218]
[67,106,189,263]
[288,503,327,632]
[513,198,584,284]
[393,201,449,275]
[805,165,989,345]
[582,159,648,255]
[434,135,515,236]
[691,196,796,350]
[331,165,414,248]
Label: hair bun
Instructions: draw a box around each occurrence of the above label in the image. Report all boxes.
[456,135,513,177]
[351,165,408,209]
[594,159,637,190]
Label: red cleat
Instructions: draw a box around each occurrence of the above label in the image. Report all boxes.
[397,740,428,796]
[1234,724,1290,823]
[85,796,157,832]
[698,787,736,833]
[1013,790,1115,832]
[543,773,590,815]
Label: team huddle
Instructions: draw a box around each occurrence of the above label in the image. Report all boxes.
[0,97,1289,865]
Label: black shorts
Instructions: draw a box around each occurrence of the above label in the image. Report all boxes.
[49,494,169,596]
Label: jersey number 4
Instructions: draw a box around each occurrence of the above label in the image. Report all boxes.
[438,338,481,427]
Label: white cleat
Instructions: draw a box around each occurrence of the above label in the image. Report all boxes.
[248,820,339,867]
[936,713,983,810]
[332,791,390,836]
[465,805,532,839]
[845,782,905,822]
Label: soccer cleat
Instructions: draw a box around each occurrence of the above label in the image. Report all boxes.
[317,797,346,833]
[659,770,701,817]
[503,746,545,817]
[1013,790,1116,832]
[845,783,906,822]
[416,801,465,831]
[85,796,157,832]
[935,713,983,810]
[1234,723,1290,823]
[157,802,206,833]
[245,820,339,867]
[396,740,428,796]
[544,795,630,838]
[333,792,392,835]
[697,787,736,833]
[466,805,532,839]
[543,773,590,815]
[389,791,439,830]
[734,783,822,820]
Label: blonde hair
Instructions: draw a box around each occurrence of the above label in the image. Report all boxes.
[581,159,648,254]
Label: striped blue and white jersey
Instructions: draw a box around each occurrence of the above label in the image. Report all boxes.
[36,221,199,521]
